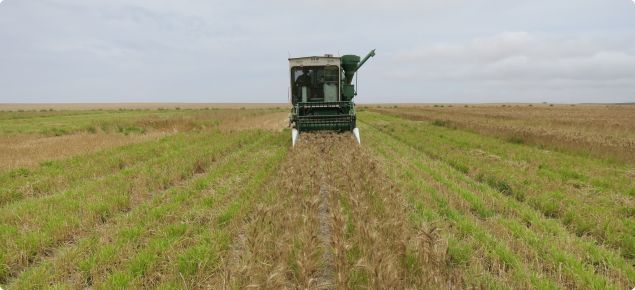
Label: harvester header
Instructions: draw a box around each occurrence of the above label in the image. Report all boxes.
[289,49,376,146]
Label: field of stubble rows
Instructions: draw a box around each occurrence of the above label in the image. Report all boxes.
[0,104,634,289]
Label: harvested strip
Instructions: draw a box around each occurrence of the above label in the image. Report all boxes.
[362,121,635,288]
[217,111,289,132]
[0,110,287,171]
[0,132,167,171]
[364,112,635,261]
[0,107,280,137]
[364,125,568,287]
[372,106,635,164]
[6,131,287,289]
[0,130,244,206]
[364,112,635,280]
[0,130,264,284]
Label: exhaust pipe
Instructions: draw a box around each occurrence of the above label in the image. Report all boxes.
[353,128,361,144]
[292,129,299,147]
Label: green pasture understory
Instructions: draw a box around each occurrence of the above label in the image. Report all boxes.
[1,130,245,205]
[358,111,635,289]
[0,109,633,289]
[0,108,285,136]
[8,131,288,289]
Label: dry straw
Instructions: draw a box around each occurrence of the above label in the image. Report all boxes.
[224,132,462,289]
[375,105,635,164]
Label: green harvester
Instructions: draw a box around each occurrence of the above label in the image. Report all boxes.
[289,49,376,146]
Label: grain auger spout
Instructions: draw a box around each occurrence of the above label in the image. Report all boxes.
[289,49,376,147]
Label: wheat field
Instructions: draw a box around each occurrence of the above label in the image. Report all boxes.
[372,104,635,164]
[0,105,633,289]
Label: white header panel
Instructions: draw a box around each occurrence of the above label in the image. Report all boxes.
[289,57,341,69]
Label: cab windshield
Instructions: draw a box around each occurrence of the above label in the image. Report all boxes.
[291,66,339,103]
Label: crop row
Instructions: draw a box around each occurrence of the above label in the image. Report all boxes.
[359,112,635,288]
[0,129,268,285]
[1,130,244,205]
[362,111,635,260]
[372,107,635,164]
[376,105,635,138]
[6,130,288,289]
[224,132,459,289]
[0,108,278,136]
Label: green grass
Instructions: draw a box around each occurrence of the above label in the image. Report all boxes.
[0,130,242,206]
[1,109,633,289]
[0,108,285,136]
[360,111,635,260]
[8,131,288,289]
[0,130,268,284]
[358,111,635,288]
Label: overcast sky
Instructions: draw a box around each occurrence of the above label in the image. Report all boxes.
[1,0,634,104]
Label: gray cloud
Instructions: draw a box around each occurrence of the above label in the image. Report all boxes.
[389,32,635,98]
[395,32,610,62]
[1,0,634,103]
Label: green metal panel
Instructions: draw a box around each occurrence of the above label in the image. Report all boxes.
[357,49,376,71]
[341,55,360,85]
[298,122,352,131]
[343,85,355,101]
[289,51,374,135]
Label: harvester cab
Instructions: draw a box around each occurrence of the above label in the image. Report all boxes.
[289,49,376,147]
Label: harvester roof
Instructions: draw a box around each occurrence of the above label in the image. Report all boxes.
[288,56,341,60]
